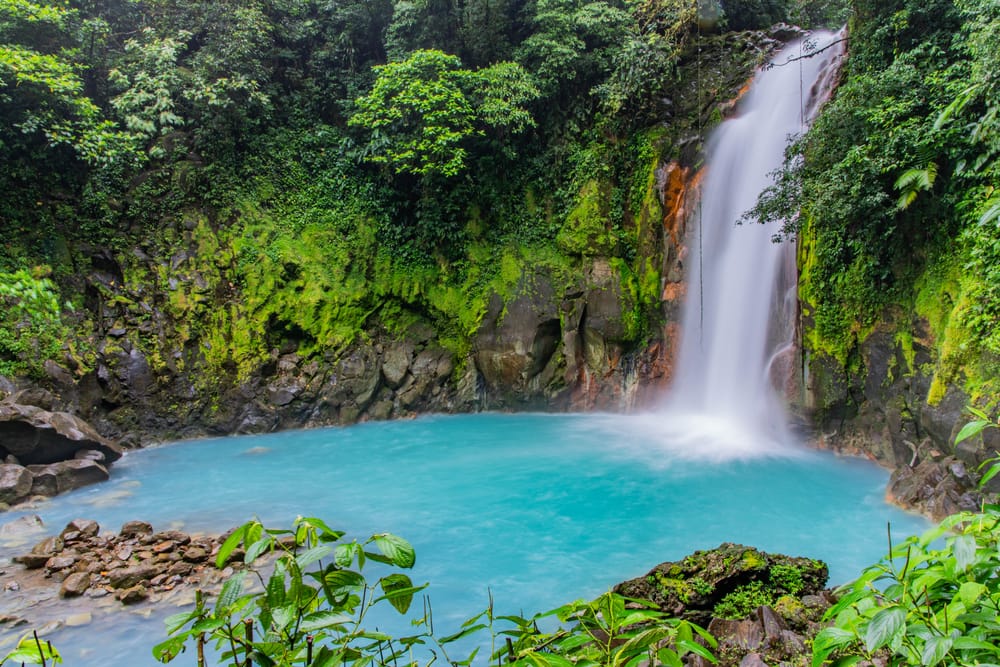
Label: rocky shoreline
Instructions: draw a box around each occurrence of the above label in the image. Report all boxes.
[0,516,248,646]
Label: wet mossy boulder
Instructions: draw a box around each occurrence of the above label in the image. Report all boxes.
[613,543,828,626]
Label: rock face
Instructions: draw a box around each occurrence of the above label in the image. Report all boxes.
[798,321,999,519]
[615,544,833,667]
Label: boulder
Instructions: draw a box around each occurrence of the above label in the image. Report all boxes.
[60,519,100,540]
[0,464,32,504]
[28,459,109,497]
[120,520,154,538]
[0,400,122,465]
[613,543,827,626]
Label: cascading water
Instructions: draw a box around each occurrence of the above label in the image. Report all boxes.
[661,31,845,452]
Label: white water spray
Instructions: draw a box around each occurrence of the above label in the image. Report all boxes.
[657,31,845,455]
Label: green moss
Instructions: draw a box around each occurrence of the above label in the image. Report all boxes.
[556,179,614,256]
[713,581,773,620]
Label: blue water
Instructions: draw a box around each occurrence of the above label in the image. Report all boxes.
[0,413,926,665]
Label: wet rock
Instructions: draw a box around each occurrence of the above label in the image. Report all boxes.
[61,519,99,540]
[60,572,91,597]
[108,563,158,589]
[120,520,154,538]
[0,401,122,465]
[382,343,413,389]
[0,464,32,504]
[614,543,827,625]
[117,584,149,605]
[44,555,76,572]
[13,553,50,569]
[28,459,110,496]
[32,535,64,555]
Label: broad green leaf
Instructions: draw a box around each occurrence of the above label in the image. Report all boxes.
[863,606,905,652]
[657,647,683,667]
[191,616,227,634]
[152,635,188,662]
[216,523,248,568]
[272,605,297,630]
[298,610,353,632]
[215,571,246,613]
[245,535,274,564]
[812,627,857,667]
[164,609,198,635]
[956,420,991,443]
[379,573,418,613]
[953,535,977,572]
[296,517,345,542]
[325,569,366,590]
[266,571,287,608]
[952,636,999,650]
[372,533,416,568]
[959,581,988,606]
[335,542,362,568]
[3,634,63,665]
[920,635,953,666]
[295,545,333,569]
[677,638,717,663]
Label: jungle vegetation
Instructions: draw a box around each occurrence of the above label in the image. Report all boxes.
[0,0,846,380]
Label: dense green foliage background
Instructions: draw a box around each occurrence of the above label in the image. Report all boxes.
[4,0,996,418]
[0,0,844,381]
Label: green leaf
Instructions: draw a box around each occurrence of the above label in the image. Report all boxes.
[299,610,353,632]
[371,533,416,568]
[863,606,905,652]
[266,570,287,608]
[921,635,953,666]
[379,573,418,614]
[216,523,249,568]
[959,581,988,606]
[152,635,188,662]
[215,571,246,614]
[295,545,333,569]
[164,609,198,635]
[979,463,1000,489]
[657,647,683,667]
[677,638,717,663]
[956,420,991,443]
[296,517,345,542]
[245,535,274,564]
[953,535,977,572]
[325,569,366,590]
[3,634,64,665]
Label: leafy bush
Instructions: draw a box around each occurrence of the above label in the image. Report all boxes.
[156,517,717,667]
[0,267,69,378]
[813,415,1000,667]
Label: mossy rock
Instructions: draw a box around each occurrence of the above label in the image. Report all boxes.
[613,543,827,625]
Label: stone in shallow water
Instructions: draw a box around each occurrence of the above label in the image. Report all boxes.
[60,572,91,597]
[65,612,92,627]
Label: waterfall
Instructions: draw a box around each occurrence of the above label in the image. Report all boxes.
[660,31,845,454]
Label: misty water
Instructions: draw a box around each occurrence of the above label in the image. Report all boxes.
[0,30,930,666]
[1,413,927,665]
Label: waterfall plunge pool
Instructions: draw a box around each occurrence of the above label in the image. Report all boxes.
[0,412,927,665]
